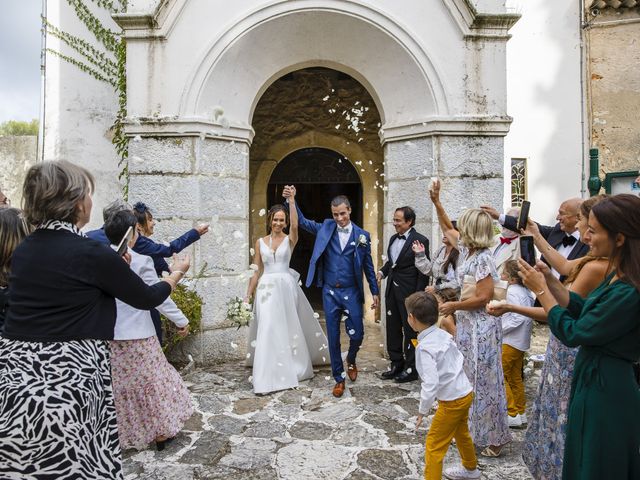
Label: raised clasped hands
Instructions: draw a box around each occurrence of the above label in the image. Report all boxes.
[282,185,296,203]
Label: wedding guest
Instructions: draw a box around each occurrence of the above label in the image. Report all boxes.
[497,260,533,429]
[408,291,480,480]
[377,206,429,383]
[430,179,511,457]
[433,287,458,337]
[132,201,208,275]
[481,198,589,281]
[0,208,32,332]
[488,195,609,479]
[0,161,187,479]
[519,194,640,480]
[86,199,132,244]
[413,226,461,295]
[105,211,193,451]
[491,207,520,275]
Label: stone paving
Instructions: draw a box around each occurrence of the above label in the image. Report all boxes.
[123,321,549,479]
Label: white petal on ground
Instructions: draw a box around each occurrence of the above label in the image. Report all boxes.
[230,342,238,349]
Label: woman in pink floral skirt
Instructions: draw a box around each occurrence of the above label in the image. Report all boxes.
[105,211,193,451]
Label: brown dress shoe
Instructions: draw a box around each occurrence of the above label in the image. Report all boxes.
[332,381,345,397]
[347,363,358,382]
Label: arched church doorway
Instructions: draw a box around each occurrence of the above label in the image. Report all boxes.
[268,148,363,308]
[249,67,384,319]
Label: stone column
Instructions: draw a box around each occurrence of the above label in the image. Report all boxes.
[128,135,250,364]
[435,136,504,224]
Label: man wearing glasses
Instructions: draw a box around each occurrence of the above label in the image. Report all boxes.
[482,198,589,282]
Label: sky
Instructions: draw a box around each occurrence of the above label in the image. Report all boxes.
[0,0,42,123]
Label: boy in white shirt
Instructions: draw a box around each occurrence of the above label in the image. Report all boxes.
[497,260,534,428]
[406,291,480,480]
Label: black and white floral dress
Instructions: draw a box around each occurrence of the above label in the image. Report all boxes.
[0,221,123,479]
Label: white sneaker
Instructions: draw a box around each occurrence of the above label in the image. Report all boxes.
[444,466,481,479]
[520,413,528,425]
[508,414,522,428]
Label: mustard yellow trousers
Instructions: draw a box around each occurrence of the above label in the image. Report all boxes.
[424,391,477,480]
[502,343,526,417]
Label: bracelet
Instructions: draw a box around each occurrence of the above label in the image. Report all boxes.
[536,289,545,296]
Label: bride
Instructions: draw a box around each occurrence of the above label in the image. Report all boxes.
[244,186,328,394]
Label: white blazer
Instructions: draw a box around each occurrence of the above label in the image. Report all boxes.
[491,234,520,275]
[113,249,188,340]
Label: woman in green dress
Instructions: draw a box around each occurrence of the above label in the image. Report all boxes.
[518,193,640,480]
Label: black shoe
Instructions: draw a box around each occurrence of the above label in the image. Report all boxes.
[155,437,175,451]
[394,369,419,383]
[381,364,404,380]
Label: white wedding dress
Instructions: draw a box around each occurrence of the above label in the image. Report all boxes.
[246,236,329,394]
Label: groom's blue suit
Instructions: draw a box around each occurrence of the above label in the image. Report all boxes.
[296,202,379,383]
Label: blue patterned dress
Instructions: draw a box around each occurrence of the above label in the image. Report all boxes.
[522,329,579,479]
[455,247,512,448]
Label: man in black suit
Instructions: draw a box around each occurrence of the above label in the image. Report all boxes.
[482,198,589,282]
[376,206,429,383]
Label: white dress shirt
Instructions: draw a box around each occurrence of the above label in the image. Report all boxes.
[551,230,581,278]
[113,249,188,340]
[501,283,534,351]
[390,227,412,264]
[415,324,473,414]
[337,222,352,250]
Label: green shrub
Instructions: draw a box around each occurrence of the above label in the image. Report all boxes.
[160,283,202,352]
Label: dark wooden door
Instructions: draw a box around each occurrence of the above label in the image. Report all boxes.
[267,148,362,309]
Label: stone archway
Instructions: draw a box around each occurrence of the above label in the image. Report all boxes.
[249,67,384,319]
[117,0,517,363]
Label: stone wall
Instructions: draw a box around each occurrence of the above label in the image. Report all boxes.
[587,9,640,177]
[128,135,251,364]
[0,136,37,206]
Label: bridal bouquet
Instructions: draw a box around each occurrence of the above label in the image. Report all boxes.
[226,296,254,329]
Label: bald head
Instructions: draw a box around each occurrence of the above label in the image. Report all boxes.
[556,197,583,233]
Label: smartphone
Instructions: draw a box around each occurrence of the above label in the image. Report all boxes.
[520,235,536,267]
[517,200,531,231]
[114,226,133,257]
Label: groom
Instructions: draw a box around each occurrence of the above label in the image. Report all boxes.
[284,186,379,397]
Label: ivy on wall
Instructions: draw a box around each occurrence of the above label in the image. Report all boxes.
[46,0,130,197]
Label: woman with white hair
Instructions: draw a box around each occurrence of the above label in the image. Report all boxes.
[430,180,511,461]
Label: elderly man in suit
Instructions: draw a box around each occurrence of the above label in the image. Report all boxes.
[482,198,589,282]
[376,206,429,383]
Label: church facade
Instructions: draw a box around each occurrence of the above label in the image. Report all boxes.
[43,0,519,363]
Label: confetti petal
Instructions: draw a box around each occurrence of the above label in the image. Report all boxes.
[259,209,266,217]
[230,342,238,349]
[313,312,320,319]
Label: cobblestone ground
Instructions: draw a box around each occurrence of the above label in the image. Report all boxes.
[123,322,549,480]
